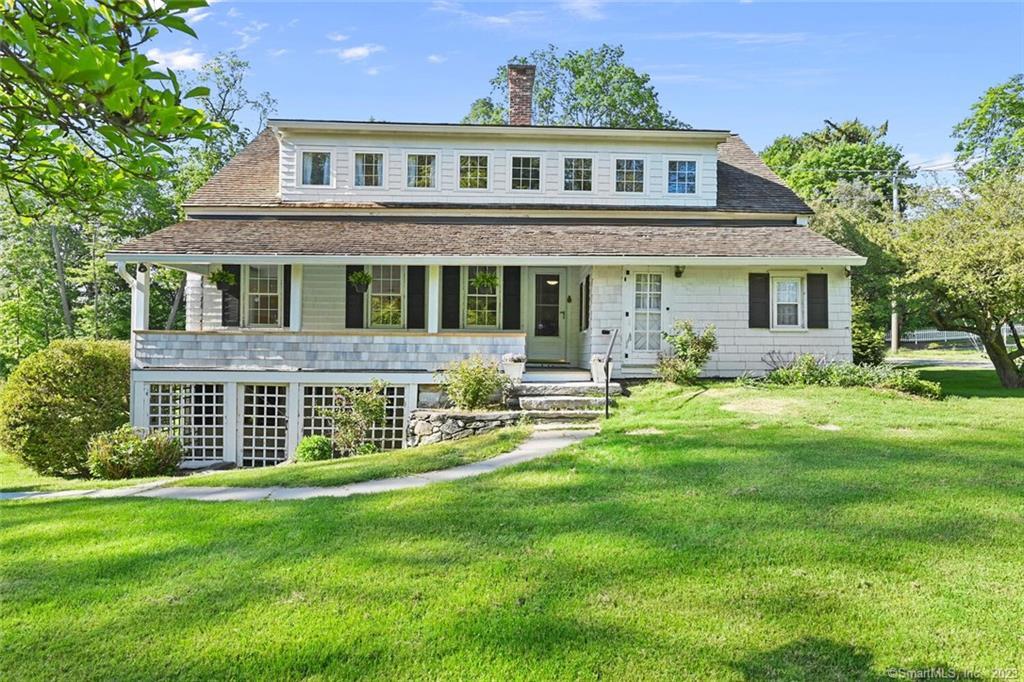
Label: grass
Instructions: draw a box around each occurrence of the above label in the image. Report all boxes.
[172,425,531,488]
[0,451,166,493]
[2,368,1023,679]
[888,346,991,363]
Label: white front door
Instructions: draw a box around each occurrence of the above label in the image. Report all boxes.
[626,271,664,363]
[526,267,568,362]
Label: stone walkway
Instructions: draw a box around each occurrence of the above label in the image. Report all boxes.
[0,427,595,503]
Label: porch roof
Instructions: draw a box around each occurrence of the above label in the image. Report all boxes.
[108,219,865,266]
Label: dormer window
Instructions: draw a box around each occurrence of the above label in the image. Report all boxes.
[667,159,697,194]
[615,159,644,193]
[355,152,384,187]
[407,154,436,188]
[510,156,541,191]
[563,157,592,191]
[300,151,331,186]
[459,155,489,189]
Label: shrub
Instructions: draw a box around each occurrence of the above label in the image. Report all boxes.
[852,306,888,366]
[438,356,509,410]
[316,381,389,456]
[86,425,181,480]
[760,354,941,399]
[0,340,129,476]
[656,320,717,385]
[294,435,335,462]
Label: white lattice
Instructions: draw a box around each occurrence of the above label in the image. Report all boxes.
[302,385,407,452]
[242,384,289,467]
[148,383,225,461]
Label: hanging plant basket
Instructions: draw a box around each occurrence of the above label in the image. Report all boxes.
[208,269,236,291]
[470,271,500,293]
[348,270,373,294]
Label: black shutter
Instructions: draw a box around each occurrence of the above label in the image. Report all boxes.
[345,265,365,328]
[749,273,770,329]
[441,266,461,329]
[807,273,829,329]
[406,266,426,329]
[502,266,521,330]
[221,264,241,327]
[584,275,591,330]
[282,265,292,327]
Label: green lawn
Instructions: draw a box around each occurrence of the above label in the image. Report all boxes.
[173,425,531,488]
[0,451,166,493]
[888,346,991,364]
[2,369,1022,680]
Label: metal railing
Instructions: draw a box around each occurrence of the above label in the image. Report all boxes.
[603,329,619,419]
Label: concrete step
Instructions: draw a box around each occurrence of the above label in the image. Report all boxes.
[517,409,604,423]
[514,381,622,397]
[522,369,592,383]
[518,395,611,411]
[533,422,601,432]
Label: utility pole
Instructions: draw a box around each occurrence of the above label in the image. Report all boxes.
[890,171,901,353]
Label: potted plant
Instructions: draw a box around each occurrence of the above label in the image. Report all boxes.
[501,352,527,383]
[348,269,373,294]
[207,268,236,291]
[469,270,500,293]
[590,354,613,384]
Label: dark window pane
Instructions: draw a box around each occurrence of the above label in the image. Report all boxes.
[534,274,560,336]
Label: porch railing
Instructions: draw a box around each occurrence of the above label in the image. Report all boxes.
[603,328,619,419]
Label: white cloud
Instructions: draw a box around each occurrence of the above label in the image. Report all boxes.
[267,48,290,58]
[561,0,604,20]
[233,20,268,50]
[365,66,381,76]
[184,8,211,24]
[227,7,241,18]
[431,0,543,28]
[146,47,206,70]
[327,31,349,42]
[329,44,384,61]
[427,53,447,64]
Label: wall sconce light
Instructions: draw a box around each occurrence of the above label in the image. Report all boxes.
[845,266,852,278]
[674,265,685,278]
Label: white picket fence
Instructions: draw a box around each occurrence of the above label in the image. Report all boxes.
[890,325,1017,346]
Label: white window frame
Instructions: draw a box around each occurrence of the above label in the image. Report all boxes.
[404,151,438,190]
[614,157,647,194]
[507,152,544,193]
[297,147,335,189]
[456,152,491,191]
[365,264,406,329]
[461,265,503,329]
[632,271,663,352]
[350,149,388,190]
[241,264,285,329]
[560,154,596,193]
[771,275,805,330]
[663,154,702,196]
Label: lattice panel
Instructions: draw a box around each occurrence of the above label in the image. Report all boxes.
[302,385,407,453]
[242,384,289,467]
[148,383,225,461]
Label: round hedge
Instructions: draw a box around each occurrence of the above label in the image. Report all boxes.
[0,340,130,477]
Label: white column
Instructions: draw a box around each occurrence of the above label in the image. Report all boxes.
[290,264,303,331]
[131,264,151,332]
[286,381,302,459]
[223,382,239,465]
[426,264,441,333]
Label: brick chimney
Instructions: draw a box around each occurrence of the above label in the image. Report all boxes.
[508,64,535,126]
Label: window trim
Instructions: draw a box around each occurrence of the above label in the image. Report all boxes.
[770,275,804,330]
[461,265,503,329]
[241,264,285,329]
[350,148,388,190]
[506,152,544,193]
[456,151,492,192]
[663,154,702,196]
[297,147,335,189]
[613,156,647,194]
[632,271,664,352]
[365,264,406,329]
[404,151,439,190]
[560,154,596,193]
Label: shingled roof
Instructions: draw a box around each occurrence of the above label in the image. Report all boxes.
[110,219,859,261]
[184,129,811,215]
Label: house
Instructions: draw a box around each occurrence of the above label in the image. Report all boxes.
[108,64,865,467]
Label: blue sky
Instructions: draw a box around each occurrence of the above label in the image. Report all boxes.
[149,1,1023,177]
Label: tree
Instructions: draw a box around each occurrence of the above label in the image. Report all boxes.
[463,44,685,129]
[890,178,1024,388]
[953,74,1024,181]
[762,119,913,203]
[0,0,215,217]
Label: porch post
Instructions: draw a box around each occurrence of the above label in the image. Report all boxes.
[426,264,441,333]
[290,264,303,331]
[131,264,151,332]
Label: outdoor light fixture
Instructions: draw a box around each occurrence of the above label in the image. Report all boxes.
[546,279,559,286]
[675,265,685,278]
[845,266,852,278]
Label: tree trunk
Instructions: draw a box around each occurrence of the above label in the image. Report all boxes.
[165,277,185,330]
[979,331,1024,389]
[48,223,75,336]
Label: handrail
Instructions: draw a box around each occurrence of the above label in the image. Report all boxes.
[603,329,619,419]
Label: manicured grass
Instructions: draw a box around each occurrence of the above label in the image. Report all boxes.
[0,450,166,493]
[2,369,1022,679]
[888,346,991,364]
[173,425,532,488]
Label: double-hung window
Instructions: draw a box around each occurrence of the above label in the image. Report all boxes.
[407,154,436,188]
[772,277,802,328]
[245,265,282,327]
[464,265,500,328]
[615,159,644,192]
[368,265,404,327]
[300,151,331,186]
[354,152,383,187]
[667,159,697,194]
[563,157,593,191]
[510,155,541,191]
[459,155,489,189]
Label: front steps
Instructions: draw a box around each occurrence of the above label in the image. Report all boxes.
[518,395,607,411]
[510,376,622,424]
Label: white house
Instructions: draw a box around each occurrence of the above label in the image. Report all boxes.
[108,65,865,467]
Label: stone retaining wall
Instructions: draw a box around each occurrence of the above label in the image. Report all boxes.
[408,409,521,446]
